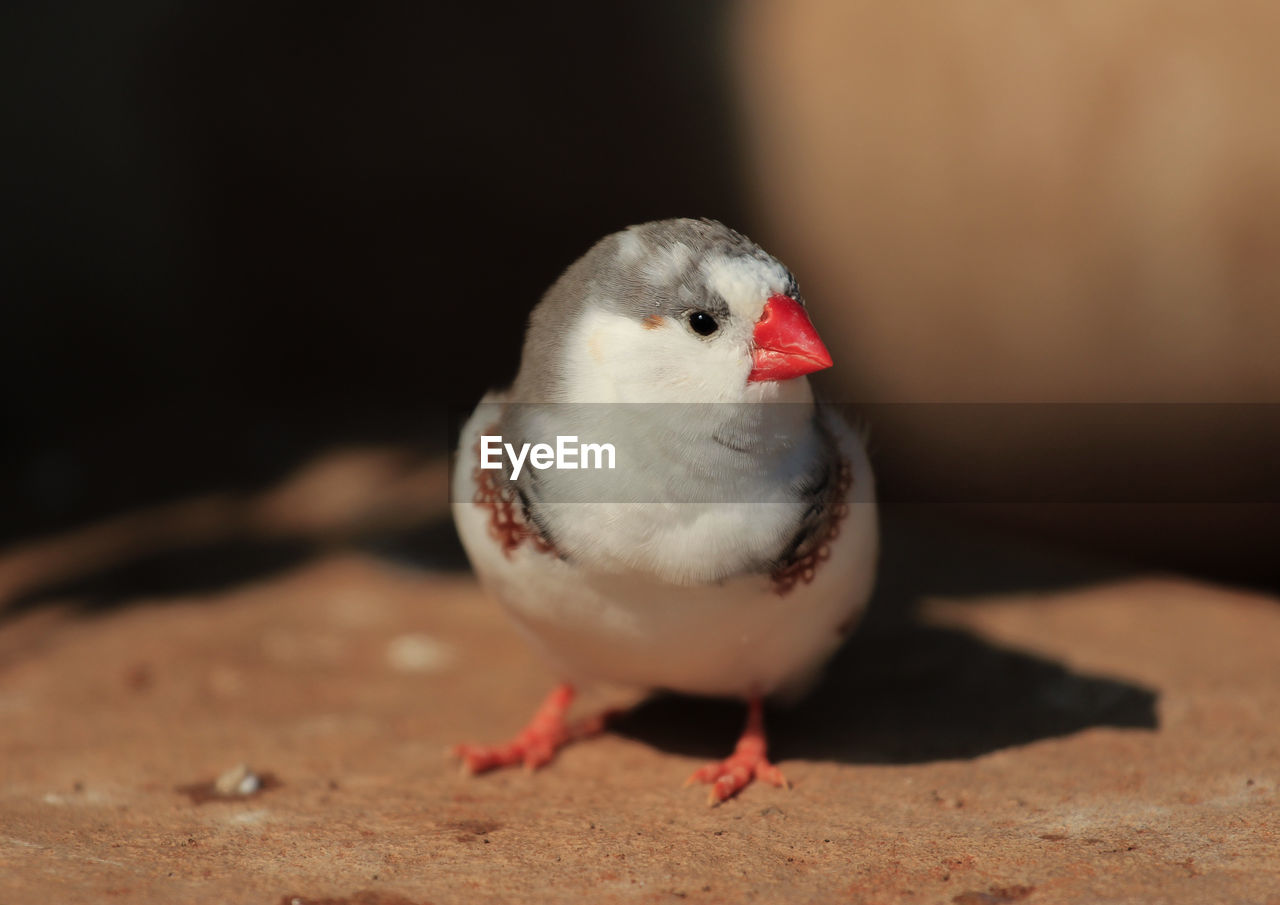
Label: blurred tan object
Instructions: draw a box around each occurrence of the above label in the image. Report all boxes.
[733,2,1280,577]
[735,0,1280,403]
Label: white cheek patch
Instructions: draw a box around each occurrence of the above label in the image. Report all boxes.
[562,307,752,403]
[702,254,791,320]
[563,307,651,402]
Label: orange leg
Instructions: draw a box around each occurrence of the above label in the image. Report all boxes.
[452,683,610,773]
[685,696,789,805]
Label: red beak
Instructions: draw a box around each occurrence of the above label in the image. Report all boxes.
[747,295,834,383]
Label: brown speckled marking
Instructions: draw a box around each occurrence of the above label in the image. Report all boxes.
[641,314,665,330]
[473,429,556,558]
[771,456,852,596]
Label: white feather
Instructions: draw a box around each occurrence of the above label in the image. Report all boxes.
[702,254,792,319]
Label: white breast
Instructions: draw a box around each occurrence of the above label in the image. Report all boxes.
[451,395,878,700]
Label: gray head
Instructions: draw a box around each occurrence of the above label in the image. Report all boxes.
[511,218,826,404]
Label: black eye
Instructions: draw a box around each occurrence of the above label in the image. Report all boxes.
[688,311,719,336]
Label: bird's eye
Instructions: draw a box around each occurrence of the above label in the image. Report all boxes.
[688,311,719,336]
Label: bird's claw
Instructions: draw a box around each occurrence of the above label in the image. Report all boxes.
[450,736,561,774]
[685,751,789,805]
[449,683,618,776]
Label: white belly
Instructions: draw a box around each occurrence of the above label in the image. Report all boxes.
[450,402,878,700]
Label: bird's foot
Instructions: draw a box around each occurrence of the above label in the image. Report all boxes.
[451,683,612,773]
[685,749,789,805]
[685,696,789,804]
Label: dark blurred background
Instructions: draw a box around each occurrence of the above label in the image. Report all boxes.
[2,0,1279,603]
[1,1,743,541]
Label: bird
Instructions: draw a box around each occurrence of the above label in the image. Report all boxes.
[450,218,878,803]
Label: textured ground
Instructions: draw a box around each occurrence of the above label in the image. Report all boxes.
[1,458,1277,904]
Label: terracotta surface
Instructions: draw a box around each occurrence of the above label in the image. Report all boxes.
[2,483,1278,903]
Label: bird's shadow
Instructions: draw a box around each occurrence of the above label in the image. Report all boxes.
[612,623,1157,765]
[611,506,1159,765]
